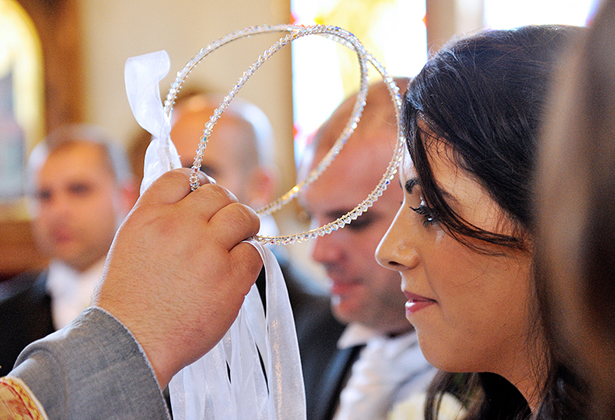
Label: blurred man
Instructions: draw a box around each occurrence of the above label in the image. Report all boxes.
[168,92,346,399]
[0,124,137,376]
[299,80,437,420]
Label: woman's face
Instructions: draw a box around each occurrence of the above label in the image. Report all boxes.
[376,141,535,385]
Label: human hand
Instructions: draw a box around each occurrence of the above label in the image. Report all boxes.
[93,169,262,388]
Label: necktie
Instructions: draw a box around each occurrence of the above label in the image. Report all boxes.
[335,333,429,420]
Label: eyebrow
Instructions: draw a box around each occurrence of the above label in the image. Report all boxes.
[404,177,458,204]
[404,178,419,194]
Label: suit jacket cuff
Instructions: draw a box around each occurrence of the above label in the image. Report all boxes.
[10,307,170,420]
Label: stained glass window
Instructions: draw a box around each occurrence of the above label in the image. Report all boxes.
[0,0,44,214]
[290,0,427,163]
[0,0,44,218]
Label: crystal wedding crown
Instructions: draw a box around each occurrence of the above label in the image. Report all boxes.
[164,24,405,246]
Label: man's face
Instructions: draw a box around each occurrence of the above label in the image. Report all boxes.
[300,122,410,335]
[32,143,127,271]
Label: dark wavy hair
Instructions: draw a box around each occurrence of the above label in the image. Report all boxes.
[402,25,587,419]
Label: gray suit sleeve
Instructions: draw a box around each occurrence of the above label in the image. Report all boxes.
[10,307,171,420]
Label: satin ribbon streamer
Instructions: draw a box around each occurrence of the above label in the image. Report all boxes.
[124,51,306,420]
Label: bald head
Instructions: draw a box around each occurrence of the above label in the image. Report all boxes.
[300,78,409,180]
[169,93,276,208]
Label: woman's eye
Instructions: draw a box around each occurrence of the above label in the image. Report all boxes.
[410,198,438,226]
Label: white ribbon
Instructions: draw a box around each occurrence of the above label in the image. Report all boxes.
[124,51,306,420]
[170,240,306,420]
[125,50,181,194]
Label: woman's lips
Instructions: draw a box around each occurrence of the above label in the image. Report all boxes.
[404,292,436,316]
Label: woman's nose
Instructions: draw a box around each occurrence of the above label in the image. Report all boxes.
[376,208,419,272]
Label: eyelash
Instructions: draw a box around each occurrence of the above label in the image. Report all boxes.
[345,217,371,231]
[410,199,438,226]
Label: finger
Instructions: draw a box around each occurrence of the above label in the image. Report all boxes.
[228,240,264,295]
[181,184,241,222]
[207,202,261,250]
[139,169,210,206]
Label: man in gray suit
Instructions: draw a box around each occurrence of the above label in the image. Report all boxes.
[3,167,263,419]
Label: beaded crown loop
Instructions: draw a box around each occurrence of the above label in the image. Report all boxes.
[164,24,404,246]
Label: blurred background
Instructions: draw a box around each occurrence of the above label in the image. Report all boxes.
[0,0,598,281]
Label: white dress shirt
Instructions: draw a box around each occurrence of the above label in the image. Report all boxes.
[46,258,106,329]
[334,324,437,420]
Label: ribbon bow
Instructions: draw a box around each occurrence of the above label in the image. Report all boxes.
[125,50,182,194]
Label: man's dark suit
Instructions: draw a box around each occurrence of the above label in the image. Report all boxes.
[305,343,363,420]
[0,271,53,377]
